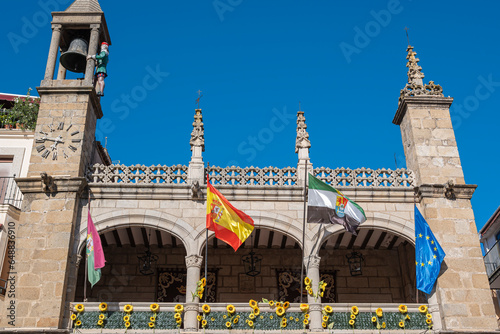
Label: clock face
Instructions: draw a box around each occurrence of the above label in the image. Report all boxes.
[35,122,81,160]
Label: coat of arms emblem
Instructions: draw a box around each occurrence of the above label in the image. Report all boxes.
[210,199,224,222]
[335,196,348,218]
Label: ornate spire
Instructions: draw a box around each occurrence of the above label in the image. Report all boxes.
[295,110,311,154]
[400,45,444,100]
[65,0,103,12]
[190,109,204,152]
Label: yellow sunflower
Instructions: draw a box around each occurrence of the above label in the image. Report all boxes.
[99,302,107,312]
[324,305,333,314]
[75,320,82,327]
[304,277,311,285]
[376,308,383,317]
[223,315,227,319]
[349,319,355,326]
[426,318,432,325]
[123,315,130,322]
[248,320,254,327]
[281,319,287,327]
[174,313,181,319]
[351,305,359,315]
[227,304,236,314]
[97,319,104,326]
[406,314,411,320]
[249,313,255,320]
[176,318,182,324]
[322,322,327,328]
[99,314,105,320]
[283,301,290,309]
[419,305,428,313]
[226,321,232,328]
[71,314,77,321]
[249,299,258,308]
[260,315,264,319]
[304,314,310,320]
[125,321,131,328]
[201,277,207,287]
[382,322,386,329]
[150,316,156,322]
[150,303,160,312]
[303,319,309,325]
[211,317,215,321]
[174,304,184,312]
[276,306,285,317]
[233,317,239,324]
[149,322,155,328]
[270,315,274,320]
[123,304,133,313]
[372,316,377,323]
[323,315,329,322]
[276,302,282,307]
[269,300,275,307]
[398,304,408,313]
[253,307,260,316]
[350,314,356,320]
[198,291,203,298]
[75,304,84,313]
[202,304,211,313]
[307,288,313,295]
[300,303,309,312]
[426,313,433,319]
[321,282,327,290]
[197,315,202,322]
[399,321,405,328]
[202,319,207,327]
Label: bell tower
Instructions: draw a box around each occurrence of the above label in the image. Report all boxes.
[2,0,111,329]
[394,46,497,330]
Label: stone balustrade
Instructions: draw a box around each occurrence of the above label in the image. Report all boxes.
[86,164,415,188]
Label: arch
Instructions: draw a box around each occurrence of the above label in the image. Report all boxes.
[77,209,196,255]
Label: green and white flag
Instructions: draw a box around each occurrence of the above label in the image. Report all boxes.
[307,173,366,234]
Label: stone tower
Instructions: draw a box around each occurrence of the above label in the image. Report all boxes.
[394,46,497,330]
[2,0,110,329]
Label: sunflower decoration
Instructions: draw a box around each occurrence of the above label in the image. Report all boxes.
[253,307,260,316]
[75,304,85,313]
[426,313,433,328]
[351,306,359,315]
[98,302,107,312]
[123,315,130,322]
[202,319,207,328]
[233,317,239,324]
[372,316,377,323]
[249,299,258,309]
[300,303,309,312]
[276,302,282,308]
[398,304,408,314]
[148,322,155,328]
[174,313,182,320]
[349,319,355,327]
[382,322,386,329]
[197,315,203,322]
[150,316,156,322]
[71,313,77,321]
[174,305,184,328]
[276,306,285,317]
[399,321,405,328]
[123,304,133,313]
[150,303,160,313]
[227,304,236,314]
[303,318,309,326]
[323,315,329,322]
[323,305,333,314]
[174,304,183,313]
[281,318,287,328]
[304,314,310,320]
[97,319,104,327]
[376,307,383,317]
[419,305,428,313]
[350,314,356,320]
[202,304,211,314]
[304,277,311,286]
[75,320,82,327]
[248,320,254,328]
[249,313,255,320]
[99,314,105,320]
[192,277,207,301]
[125,321,131,328]
[283,301,290,309]
[269,300,275,307]
[225,321,232,328]
[322,321,327,328]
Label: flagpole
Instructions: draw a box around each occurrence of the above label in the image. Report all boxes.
[414,188,418,304]
[300,159,308,303]
[84,192,90,302]
[204,162,209,303]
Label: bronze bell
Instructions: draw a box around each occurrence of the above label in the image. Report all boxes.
[60,37,88,73]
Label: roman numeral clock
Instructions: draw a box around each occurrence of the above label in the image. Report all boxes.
[35,122,81,160]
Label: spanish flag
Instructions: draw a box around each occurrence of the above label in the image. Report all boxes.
[206,180,254,251]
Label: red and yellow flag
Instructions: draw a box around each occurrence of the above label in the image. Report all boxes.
[206,181,254,251]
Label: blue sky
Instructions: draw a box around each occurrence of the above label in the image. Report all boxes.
[2,1,499,231]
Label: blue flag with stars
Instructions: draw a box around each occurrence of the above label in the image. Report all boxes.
[415,206,446,294]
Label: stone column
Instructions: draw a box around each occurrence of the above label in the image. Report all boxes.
[304,255,322,330]
[84,25,100,85]
[56,58,67,80]
[184,254,203,331]
[44,24,62,80]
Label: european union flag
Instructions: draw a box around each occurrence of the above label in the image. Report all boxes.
[415,206,446,294]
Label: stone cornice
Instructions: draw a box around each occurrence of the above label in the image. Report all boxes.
[393,96,454,125]
[89,183,416,203]
[16,176,87,194]
[36,85,103,119]
[415,184,477,201]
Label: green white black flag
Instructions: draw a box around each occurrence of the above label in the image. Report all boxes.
[307,173,366,235]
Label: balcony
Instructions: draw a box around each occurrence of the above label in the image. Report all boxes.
[484,238,500,288]
[0,176,23,209]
